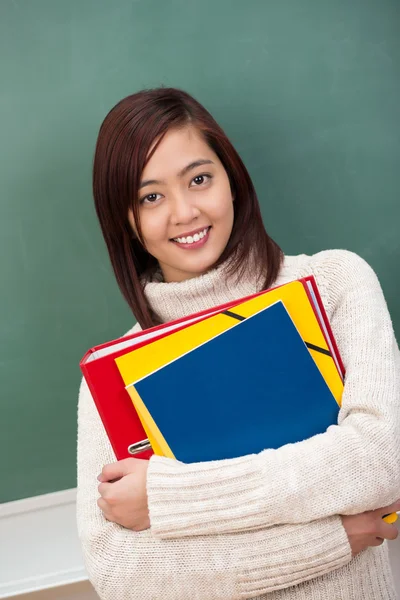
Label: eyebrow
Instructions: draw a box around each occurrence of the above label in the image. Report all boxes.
[138,159,215,190]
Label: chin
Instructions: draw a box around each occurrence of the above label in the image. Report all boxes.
[185,254,222,275]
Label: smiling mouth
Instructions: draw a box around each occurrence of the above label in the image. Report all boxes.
[170,226,211,245]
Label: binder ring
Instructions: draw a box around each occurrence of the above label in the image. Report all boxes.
[128,439,151,455]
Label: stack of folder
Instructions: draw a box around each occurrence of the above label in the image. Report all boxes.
[80,276,345,462]
[81,276,398,524]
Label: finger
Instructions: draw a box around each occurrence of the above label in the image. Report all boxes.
[97,482,113,498]
[97,497,116,523]
[97,462,120,482]
[371,537,385,547]
[97,497,108,512]
[378,521,399,542]
[98,460,130,482]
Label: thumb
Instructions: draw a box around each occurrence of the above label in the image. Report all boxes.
[97,459,132,482]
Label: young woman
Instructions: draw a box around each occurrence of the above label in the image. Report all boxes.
[77,87,400,600]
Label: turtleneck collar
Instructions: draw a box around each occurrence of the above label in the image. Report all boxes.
[143,256,290,324]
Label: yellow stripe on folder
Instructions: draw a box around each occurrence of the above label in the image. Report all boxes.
[126,385,175,459]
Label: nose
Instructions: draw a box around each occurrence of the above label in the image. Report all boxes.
[169,192,200,225]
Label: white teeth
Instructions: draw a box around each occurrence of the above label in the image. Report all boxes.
[173,227,209,244]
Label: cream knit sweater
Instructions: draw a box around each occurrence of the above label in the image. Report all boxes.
[77,249,400,600]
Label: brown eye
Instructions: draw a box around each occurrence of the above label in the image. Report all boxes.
[190,174,212,187]
[140,193,162,205]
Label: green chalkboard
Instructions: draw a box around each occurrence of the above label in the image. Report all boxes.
[1,0,399,503]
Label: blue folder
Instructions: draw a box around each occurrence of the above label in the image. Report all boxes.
[134,301,340,463]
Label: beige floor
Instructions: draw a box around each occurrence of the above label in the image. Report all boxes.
[10,581,99,600]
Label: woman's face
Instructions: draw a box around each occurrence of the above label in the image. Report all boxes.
[128,126,234,283]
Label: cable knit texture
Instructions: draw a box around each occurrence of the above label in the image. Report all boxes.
[77,249,400,599]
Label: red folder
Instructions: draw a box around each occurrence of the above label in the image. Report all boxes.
[80,276,345,461]
[80,313,216,460]
[302,276,345,378]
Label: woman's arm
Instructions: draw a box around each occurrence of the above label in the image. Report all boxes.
[145,251,400,539]
[77,377,352,600]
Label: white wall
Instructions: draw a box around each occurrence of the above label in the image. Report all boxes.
[0,489,398,599]
[0,490,87,599]
[390,532,400,584]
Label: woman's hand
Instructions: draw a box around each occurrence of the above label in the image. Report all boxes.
[341,500,400,556]
[97,458,150,531]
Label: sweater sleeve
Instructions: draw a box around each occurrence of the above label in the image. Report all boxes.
[146,251,400,539]
[76,376,351,600]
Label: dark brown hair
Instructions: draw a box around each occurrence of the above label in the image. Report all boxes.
[93,87,283,330]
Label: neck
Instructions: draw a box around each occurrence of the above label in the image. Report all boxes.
[143,258,266,324]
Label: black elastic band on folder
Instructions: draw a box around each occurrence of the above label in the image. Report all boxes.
[222,311,332,358]
[222,310,246,321]
[305,342,332,357]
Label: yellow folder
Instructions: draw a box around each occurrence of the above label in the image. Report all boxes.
[116,281,344,458]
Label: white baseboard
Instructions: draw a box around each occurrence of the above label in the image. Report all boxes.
[0,489,88,599]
